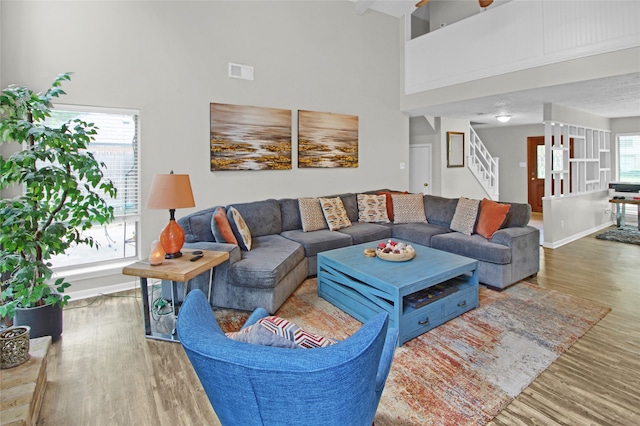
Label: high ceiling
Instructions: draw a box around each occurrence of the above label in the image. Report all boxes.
[353,0,640,128]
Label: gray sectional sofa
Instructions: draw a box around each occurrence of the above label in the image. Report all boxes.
[165,191,539,314]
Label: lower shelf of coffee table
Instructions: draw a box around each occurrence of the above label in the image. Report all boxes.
[318,272,478,346]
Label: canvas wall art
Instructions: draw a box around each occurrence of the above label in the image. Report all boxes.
[210,103,292,171]
[298,110,358,168]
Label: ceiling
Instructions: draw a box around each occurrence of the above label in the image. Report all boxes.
[353,0,640,128]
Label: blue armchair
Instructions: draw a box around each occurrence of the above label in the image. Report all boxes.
[178,289,398,426]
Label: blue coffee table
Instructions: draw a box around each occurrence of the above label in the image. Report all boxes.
[317,241,478,346]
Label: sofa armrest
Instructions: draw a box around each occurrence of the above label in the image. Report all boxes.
[491,226,539,247]
[184,241,241,264]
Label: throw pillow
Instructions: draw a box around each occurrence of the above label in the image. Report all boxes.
[357,194,390,223]
[226,316,338,349]
[298,198,328,232]
[450,197,480,236]
[211,206,239,245]
[391,193,427,224]
[377,190,408,221]
[476,198,511,240]
[227,206,252,251]
[319,197,352,231]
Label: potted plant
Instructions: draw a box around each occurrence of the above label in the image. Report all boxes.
[0,73,116,340]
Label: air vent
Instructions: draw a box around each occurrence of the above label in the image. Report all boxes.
[228,63,254,80]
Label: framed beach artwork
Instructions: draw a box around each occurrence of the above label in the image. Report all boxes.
[298,110,358,168]
[210,103,292,171]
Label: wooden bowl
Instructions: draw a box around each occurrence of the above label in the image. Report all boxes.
[375,249,415,262]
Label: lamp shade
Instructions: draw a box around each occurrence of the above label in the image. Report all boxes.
[146,173,195,210]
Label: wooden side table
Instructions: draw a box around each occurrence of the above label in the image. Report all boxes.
[609,198,640,230]
[122,250,229,342]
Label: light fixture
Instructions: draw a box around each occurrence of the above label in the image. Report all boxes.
[146,171,195,258]
[496,115,512,123]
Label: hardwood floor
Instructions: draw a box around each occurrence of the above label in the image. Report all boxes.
[37,229,639,425]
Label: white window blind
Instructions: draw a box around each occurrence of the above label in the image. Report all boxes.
[46,106,140,268]
[617,134,640,182]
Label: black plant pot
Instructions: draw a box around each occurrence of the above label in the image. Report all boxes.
[14,302,63,342]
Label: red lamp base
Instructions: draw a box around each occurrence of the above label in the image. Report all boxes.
[160,219,185,259]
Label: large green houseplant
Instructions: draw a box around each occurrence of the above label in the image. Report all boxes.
[0,73,116,338]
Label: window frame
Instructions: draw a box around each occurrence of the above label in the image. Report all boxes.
[47,104,141,273]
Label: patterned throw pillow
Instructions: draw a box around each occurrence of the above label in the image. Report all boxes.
[391,193,427,223]
[298,198,328,232]
[211,206,239,244]
[476,198,511,240]
[357,194,390,223]
[227,206,252,251]
[377,190,408,221]
[319,197,352,231]
[450,197,480,236]
[226,316,337,349]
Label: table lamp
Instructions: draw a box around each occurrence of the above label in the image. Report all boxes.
[146,171,195,258]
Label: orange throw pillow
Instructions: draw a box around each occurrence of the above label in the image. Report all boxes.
[377,191,408,221]
[476,198,511,240]
[211,206,238,245]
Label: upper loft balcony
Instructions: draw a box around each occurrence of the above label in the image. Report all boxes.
[404,0,640,97]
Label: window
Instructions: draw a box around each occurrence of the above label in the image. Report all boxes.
[617,134,640,182]
[46,106,140,269]
[616,133,639,221]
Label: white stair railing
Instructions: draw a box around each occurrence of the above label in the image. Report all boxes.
[468,126,499,200]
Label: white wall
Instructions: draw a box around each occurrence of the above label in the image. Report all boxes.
[1,1,406,295]
[439,117,486,199]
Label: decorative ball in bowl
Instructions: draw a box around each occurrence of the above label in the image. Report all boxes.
[375,240,415,262]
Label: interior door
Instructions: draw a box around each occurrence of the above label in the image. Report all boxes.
[409,144,432,195]
[527,136,544,213]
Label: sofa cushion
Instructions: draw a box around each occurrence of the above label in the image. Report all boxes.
[279,198,302,231]
[228,207,252,251]
[476,198,511,240]
[298,198,328,232]
[450,197,480,236]
[229,235,305,289]
[391,223,451,247]
[178,206,217,244]
[392,193,427,223]
[211,206,238,244]
[337,222,392,245]
[431,233,511,264]
[502,201,531,227]
[424,195,458,227]
[280,229,352,258]
[357,194,390,223]
[228,199,282,237]
[319,197,352,231]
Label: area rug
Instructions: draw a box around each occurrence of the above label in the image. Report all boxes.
[595,226,640,246]
[214,279,610,426]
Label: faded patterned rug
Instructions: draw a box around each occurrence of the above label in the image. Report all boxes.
[595,226,640,246]
[214,279,610,426]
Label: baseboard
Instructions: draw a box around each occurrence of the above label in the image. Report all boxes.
[543,221,613,249]
[66,281,138,301]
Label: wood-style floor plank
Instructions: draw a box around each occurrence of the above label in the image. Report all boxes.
[37,228,639,425]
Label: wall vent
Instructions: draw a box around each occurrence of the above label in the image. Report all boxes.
[228,63,254,80]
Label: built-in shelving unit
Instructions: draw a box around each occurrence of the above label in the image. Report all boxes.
[544,122,610,198]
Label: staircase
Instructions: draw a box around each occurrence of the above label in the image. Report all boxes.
[468,126,499,200]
